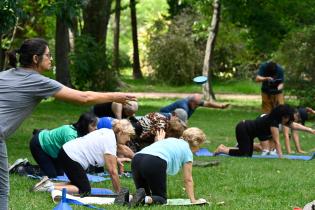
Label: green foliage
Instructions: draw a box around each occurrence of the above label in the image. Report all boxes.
[147,9,202,86]
[70,35,116,91]
[275,26,315,106]
[222,0,315,55]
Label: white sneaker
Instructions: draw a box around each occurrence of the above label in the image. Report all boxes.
[261,150,269,156]
[269,149,277,156]
[31,176,53,192]
[9,158,28,172]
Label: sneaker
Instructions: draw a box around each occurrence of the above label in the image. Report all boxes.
[269,149,277,156]
[31,176,53,192]
[114,187,129,205]
[261,149,269,156]
[130,188,146,207]
[9,158,28,173]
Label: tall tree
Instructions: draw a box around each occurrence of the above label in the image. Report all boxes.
[52,0,84,87]
[0,0,20,70]
[83,0,112,45]
[55,15,71,86]
[112,0,121,74]
[202,0,221,101]
[130,0,143,79]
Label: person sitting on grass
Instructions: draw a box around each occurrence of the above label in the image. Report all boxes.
[160,94,229,119]
[29,112,98,178]
[129,127,207,206]
[31,119,135,196]
[214,104,315,158]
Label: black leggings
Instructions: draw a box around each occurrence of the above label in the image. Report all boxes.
[131,154,167,204]
[229,121,254,157]
[29,132,64,178]
[57,148,91,196]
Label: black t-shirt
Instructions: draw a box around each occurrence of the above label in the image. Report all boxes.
[244,114,280,139]
[93,102,128,118]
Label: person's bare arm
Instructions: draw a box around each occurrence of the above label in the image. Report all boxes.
[306,107,315,114]
[53,86,136,105]
[104,154,120,193]
[282,125,292,154]
[290,122,315,134]
[183,162,196,203]
[277,83,284,91]
[117,144,134,158]
[111,102,123,119]
[271,127,282,158]
[255,75,273,83]
[203,101,229,109]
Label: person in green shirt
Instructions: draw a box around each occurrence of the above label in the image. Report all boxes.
[29,112,98,178]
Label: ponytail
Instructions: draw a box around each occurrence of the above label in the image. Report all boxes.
[6,50,19,68]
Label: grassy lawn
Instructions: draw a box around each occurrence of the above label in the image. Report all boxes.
[7,99,315,210]
[120,70,261,95]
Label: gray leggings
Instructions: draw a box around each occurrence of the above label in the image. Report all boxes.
[0,141,9,210]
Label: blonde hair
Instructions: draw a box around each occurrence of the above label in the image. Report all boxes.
[181,127,206,147]
[112,119,135,136]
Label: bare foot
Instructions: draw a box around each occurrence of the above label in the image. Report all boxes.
[297,150,307,154]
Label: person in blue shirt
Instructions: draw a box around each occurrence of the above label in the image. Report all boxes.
[255,61,285,114]
[160,94,229,119]
[129,127,207,206]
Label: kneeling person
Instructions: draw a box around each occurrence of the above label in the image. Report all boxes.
[130,127,206,206]
[32,119,135,196]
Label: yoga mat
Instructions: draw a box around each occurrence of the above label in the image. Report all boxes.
[52,190,208,206]
[28,173,111,183]
[195,148,315,160]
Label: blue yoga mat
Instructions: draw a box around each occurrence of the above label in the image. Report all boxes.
[90,188,114,196]
[28,173,111,183]
[195,148,315,160]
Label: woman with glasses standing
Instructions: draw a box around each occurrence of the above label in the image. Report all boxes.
[0,38,136,210]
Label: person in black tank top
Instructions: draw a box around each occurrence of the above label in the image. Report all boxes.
[214,105,315,158]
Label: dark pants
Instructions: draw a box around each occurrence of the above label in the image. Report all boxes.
[131,154,167,204]
[57,148,91,196]
[229,121,254,157]
[29,132,64,178]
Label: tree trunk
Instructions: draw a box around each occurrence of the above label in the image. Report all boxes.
[202,0,221,101]
[112,0,121,74]
[130,0,143,79]
[55,16,72,87]
[83,0,112,46]
[0,35,4,71]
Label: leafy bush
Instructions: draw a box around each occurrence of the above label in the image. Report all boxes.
[275,26,315,106]
[146,9,202,86]
[70,35,116,91]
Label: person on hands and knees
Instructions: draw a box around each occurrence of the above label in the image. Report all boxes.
[31,120,135,199]
[130,128,207,206]
[214,105,315,158]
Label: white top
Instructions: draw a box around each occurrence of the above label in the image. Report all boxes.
[63,128,117,170]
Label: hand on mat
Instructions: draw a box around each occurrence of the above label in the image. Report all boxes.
[195,198,207,204]
[155,129,166,141]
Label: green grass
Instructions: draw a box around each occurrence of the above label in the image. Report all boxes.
[7,99,315,209]
[119,70,260,94]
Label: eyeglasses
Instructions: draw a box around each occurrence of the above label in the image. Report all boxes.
[42,53,52,58]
